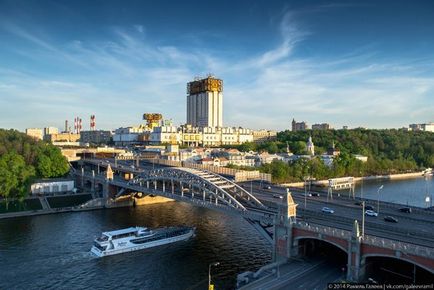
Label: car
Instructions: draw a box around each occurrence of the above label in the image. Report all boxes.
[304,193,312,197]
[354,201,363,206]
[399,207,412,213]
[321,207,334,214]
[262,185,272,190]
[273,194,284,199]
[384,216,398,223]
[365,205,374,211]
[365,210,378,217]
[311,193,320,197]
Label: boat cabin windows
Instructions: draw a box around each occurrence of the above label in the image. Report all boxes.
[96,235,109,242]
[93,242,107,251]
[110,232,136,240]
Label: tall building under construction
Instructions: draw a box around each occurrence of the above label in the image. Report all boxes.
[186,75,223,128]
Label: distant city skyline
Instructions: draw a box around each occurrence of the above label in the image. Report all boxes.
[1,0,433,131]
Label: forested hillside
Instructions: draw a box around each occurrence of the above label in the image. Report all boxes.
[230,129,434,182]
[0,129,70,200]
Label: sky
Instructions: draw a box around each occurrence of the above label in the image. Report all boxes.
[0,0,433,131]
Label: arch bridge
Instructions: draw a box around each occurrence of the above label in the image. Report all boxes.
[74,161,277,242]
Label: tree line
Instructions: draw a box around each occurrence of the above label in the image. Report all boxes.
[0,129,70,201]
[227,129,433,182]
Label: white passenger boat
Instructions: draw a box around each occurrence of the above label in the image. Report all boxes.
[91,226,195,257]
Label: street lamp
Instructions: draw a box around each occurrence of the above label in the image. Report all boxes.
[361,201,365,238]
[377,185,384,214]
[208,262,220,290]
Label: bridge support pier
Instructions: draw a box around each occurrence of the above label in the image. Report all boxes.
[346,220,362,281]
[272,192,297,263]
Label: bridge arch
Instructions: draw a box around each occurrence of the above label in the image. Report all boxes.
[294,236,348,254]
[361,253,434,282]
[127,167,265,212]
[296,237,348,262]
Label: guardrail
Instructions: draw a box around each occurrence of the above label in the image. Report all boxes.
[296,221,352,240]
[295,218,434,259]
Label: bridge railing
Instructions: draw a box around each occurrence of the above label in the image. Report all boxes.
[141,158,272,182]
[363,235,434,259]
[296,221,352,240]
[295,221,434,259]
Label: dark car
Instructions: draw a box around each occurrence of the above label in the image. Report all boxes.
[365,205,374,211]
[399,207,412,213]
[384,216,398,223]
[262,185,271,190]
[354,201,363,206]
[311,193,320,197]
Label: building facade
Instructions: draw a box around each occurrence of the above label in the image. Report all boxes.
[26,128,43,140]
[44,127,59,136]
[291,119,309,131]
[187,76,223,128]
[31,179,75,195]
[80,130,112,144]
[409,123,434,132]
[312,123,332,130]
[44,132,81,143]
[252,130,277,143]
[113,124,254,147]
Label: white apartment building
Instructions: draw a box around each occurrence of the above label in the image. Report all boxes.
[409,122,434,132]
[150,126,181,144]
[146,125,253,147]
[113,125,150,145]
[187,76,223,128]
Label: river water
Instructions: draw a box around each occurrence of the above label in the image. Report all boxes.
[0,203,271,290]
[354,176,433,207]
[1,176,432,290]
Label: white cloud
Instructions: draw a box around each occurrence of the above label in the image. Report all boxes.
[1,11,433,131]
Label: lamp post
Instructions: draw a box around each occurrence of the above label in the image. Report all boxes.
[208,262,220,290]
[377,185,384,214]
[362,201,365,238]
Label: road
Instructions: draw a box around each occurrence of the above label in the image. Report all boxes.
[240,182,434,248]
[239,258,343,290]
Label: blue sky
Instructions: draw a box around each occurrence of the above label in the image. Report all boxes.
[0,0,433,131]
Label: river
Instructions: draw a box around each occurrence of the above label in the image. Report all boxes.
[354,175,433,207]
[1,176,432,290]
[0,202,271,290]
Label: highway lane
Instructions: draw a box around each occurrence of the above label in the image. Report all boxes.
[242,182,434,224]
[247,189,434,247]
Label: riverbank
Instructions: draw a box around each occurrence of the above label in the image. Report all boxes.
[281,171,426,188]
[0,193,175,220]
[0,194,128,219]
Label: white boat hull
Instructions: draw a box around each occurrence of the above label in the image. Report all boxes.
[91,229,194,257]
